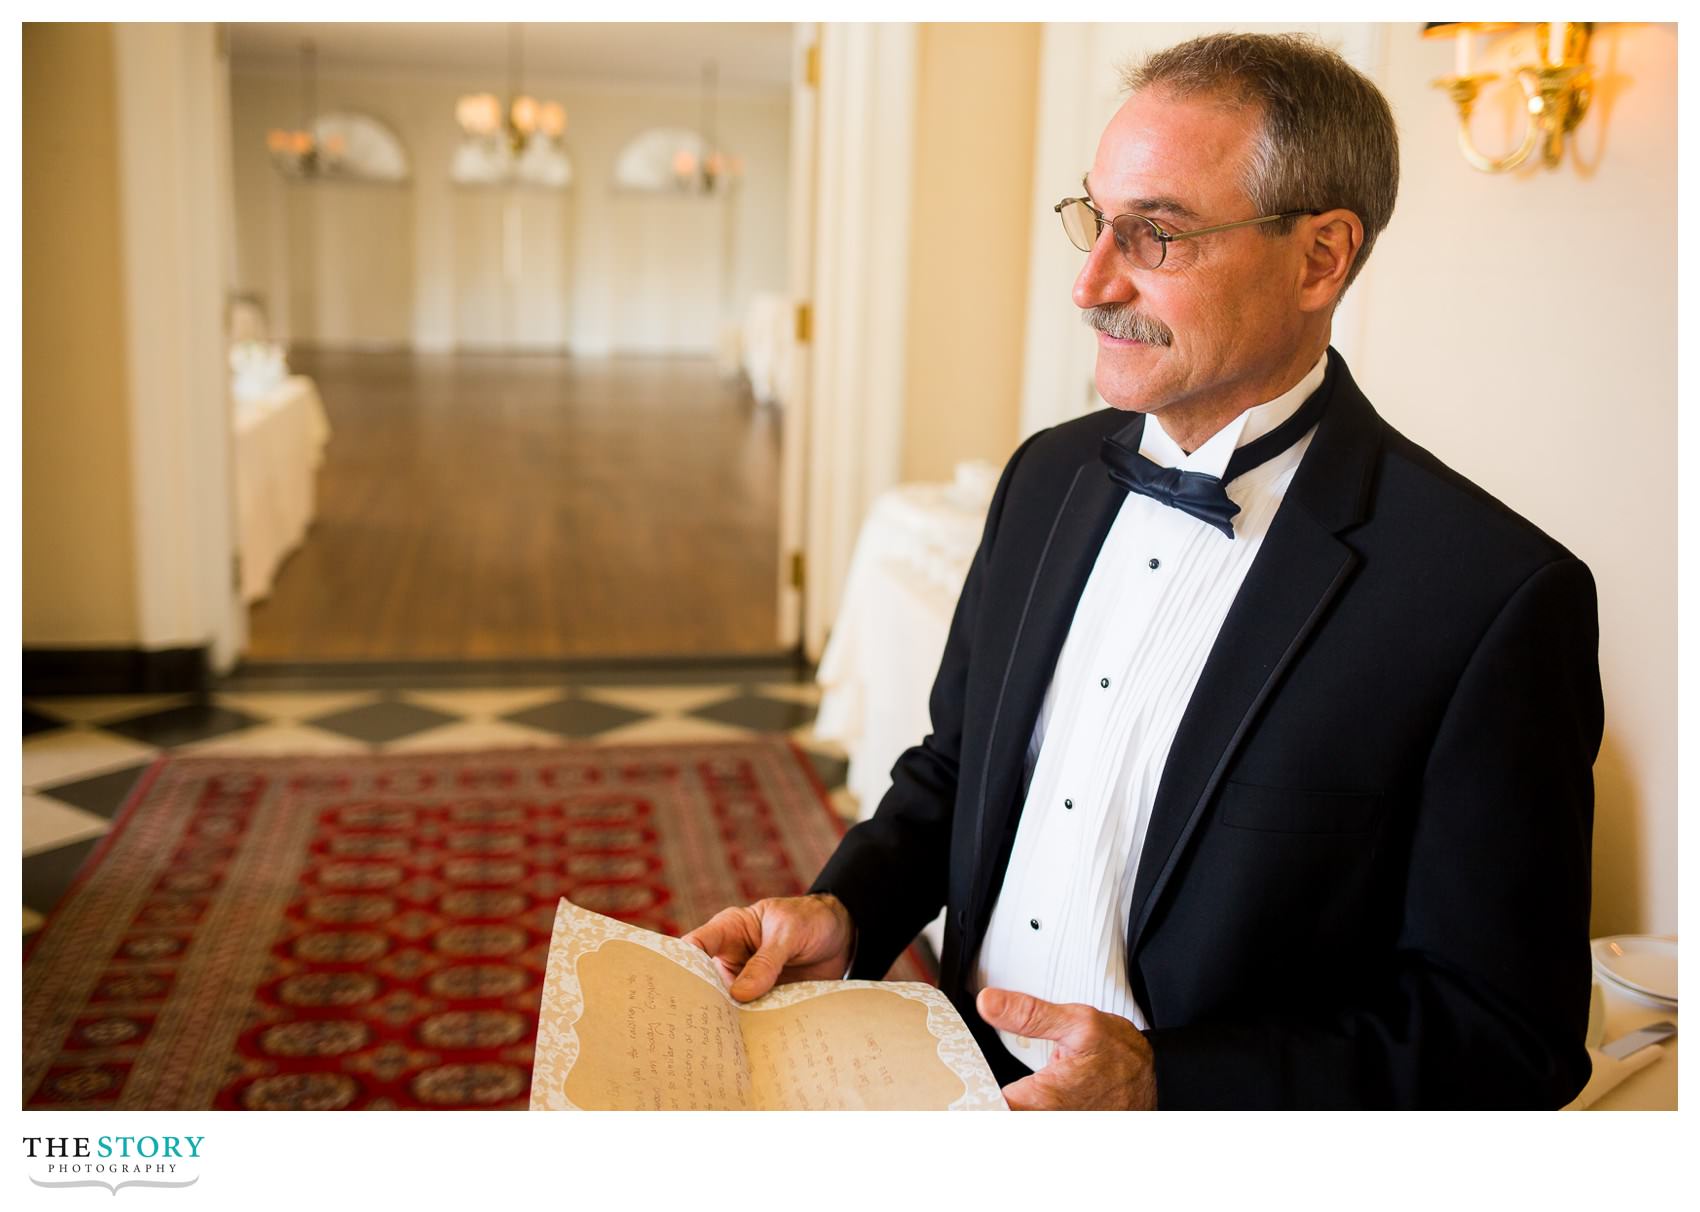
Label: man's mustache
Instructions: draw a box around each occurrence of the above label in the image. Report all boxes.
[1082,305,1174,346]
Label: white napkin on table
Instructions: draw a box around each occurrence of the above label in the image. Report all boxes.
[1562,1042,1665,1110]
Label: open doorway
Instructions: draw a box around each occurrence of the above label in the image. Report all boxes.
[224,22,799,662]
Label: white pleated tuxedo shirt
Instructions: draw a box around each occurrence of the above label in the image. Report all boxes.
[971,352,1329,1071]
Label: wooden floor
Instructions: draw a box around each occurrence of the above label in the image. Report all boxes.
[245,349,783,661]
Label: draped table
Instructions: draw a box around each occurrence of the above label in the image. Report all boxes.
[233,375,331,605]
[740,291,794,408]
[1578,974,1679,1110]
[813,472,997,956]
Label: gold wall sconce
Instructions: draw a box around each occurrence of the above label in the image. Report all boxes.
[1427,22,1594,173]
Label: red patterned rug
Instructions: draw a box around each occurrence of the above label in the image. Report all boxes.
[22,739,933,1110]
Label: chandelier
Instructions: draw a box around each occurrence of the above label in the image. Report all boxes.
[452,23,570,187]
[669,62,743,194]
[266,41,345,177]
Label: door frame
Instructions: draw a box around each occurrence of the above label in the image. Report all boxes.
[775,23,817,652]
[793,22,918,663]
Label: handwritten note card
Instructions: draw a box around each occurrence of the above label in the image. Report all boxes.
[530,899,1006,1111]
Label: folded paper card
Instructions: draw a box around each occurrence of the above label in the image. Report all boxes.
[529,898,1006,1110]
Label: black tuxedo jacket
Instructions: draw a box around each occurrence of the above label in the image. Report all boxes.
[812,349,1602,1109]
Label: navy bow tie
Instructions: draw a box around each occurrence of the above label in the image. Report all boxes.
[1100,371,1332,539]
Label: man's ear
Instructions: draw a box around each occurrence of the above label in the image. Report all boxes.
[1297,209,1363,313]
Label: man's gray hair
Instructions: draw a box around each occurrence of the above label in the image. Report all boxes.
[1123,32,1399,295]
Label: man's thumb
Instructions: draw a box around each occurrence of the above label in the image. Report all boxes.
[977,988,1068,1041]
[729,941,786,1002]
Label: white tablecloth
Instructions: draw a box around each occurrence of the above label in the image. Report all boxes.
[813,473,996,956]
[233,375,331,605]
[740,292,793,408]
[814,479,993,811]
[1571,972,1679,1110]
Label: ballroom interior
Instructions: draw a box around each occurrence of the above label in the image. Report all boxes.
[20,22,1678,1112]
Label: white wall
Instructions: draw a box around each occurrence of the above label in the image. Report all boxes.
[229,65,790,355]
[1017,22,1677,936]
[1351,23,1676,937]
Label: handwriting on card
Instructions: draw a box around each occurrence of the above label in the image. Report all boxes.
[568,941,751,1110]
[532,899,1005,1111]
[741,986,964,1110]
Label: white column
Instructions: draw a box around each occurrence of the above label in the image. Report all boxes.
[113,22,243,670]
[803,22,917,661]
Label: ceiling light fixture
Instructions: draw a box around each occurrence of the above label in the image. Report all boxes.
[266,41,347,177]
[452,23,570,188]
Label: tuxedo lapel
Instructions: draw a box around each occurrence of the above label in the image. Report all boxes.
[966,448,1125,942]
[1125,350,1382,956]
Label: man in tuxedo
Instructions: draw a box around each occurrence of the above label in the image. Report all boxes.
[686,32,1601,1109]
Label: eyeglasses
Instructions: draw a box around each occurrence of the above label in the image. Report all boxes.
[1054,197,1321,270]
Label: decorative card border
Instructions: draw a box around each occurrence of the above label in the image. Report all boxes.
[530,899,1005,1111]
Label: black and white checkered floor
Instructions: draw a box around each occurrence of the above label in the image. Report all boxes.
[22,668,853,938]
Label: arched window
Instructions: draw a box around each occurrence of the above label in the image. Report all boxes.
[612,127,715,193]
[308,111,410,182]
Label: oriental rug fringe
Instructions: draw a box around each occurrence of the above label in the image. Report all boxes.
[22,739,933,1110]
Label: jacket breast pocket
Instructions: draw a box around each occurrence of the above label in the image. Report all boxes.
[1216,780,1387,837]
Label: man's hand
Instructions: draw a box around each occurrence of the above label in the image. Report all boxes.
[976,988,1157,1110]
[682,894,855,1002]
